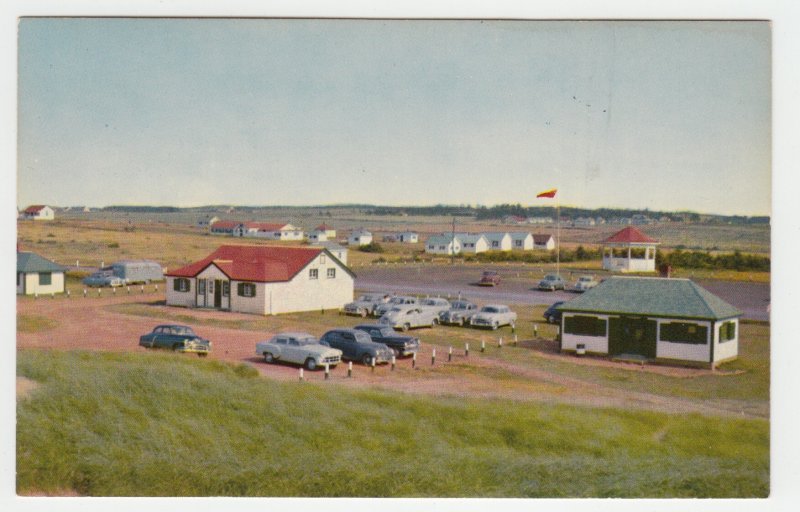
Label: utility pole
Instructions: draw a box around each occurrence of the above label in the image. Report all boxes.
[450,216,456,265]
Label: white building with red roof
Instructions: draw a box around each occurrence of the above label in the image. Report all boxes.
[315,223,336,239]
[601,227,659,272]
[234,222,304,241]
[19,205,54,221]
[165,245,355,315]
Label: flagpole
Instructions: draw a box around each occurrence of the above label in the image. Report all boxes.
[556,199,560,277]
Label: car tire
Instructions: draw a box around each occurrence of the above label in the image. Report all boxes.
[391,348,399,358]
[264,352,275,364]
[305,358,318,371]
[361,353,374,366]
[402,323,410,332]
[172,343,181,351]
[198,353,207,358]
[431,318,438,327]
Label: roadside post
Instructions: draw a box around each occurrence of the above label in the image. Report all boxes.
[371,357,376,373]
[448,346,453,362]
[347,361,353,378]
[465,343,469,358]
[412,352,417,369]
[498,337,503,348]
[431,348,436,366]
[513,334,518,347]
[391,356,396,371]
[534,324,538,337]
[481,339,485,353]
[324,364,330,380]
[299,368,304,382]
[83,289,87,298]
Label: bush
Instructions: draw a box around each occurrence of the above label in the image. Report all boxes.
[358,242,385,253]
[661,249,769,272]
[107,242,120,248]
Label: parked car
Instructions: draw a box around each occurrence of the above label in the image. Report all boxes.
[478,270,501,286]
[543,301,565,324]
[538,274,566,291]
[373,296,418,317]
[319,328,394,365]
[109,259,164,284]
[379,306,440,331]
[572,275,599,292]
[82,271,126,288]
[343,293,392,317]
[353,324,420,357]
[255,332,342,370]
[139,324,211,356]
[418,297,451,315]
[470,305,517,330]
[439,300,479,326]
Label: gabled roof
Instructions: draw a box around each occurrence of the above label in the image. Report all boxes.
[457,233,488,244]
[532,234,554,244]
[427,235,458,245]
[602,226,659,244]
[242,222,287,231]
[558,277,741,320]
[17,252,66,273]
[315,223,334,231]
[483,232,511,242]
[509,232,533,241]
[166,245,355,282]
[350,229,372,236]
[209,220,242,230]
[23,205,48,214]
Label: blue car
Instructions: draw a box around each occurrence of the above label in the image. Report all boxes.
[543,302,565,324]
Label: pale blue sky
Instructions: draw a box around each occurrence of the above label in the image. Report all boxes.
[17,19,771,215]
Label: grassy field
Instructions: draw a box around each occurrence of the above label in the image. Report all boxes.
[17,349,769,497]
[16,314,59,333]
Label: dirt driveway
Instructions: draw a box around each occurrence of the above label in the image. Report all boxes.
[17,294,766,419]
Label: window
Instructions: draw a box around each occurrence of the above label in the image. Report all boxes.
[515,240,522,247]
[564,315,607,337]
[39,272,52,285]
[327,268,336,279]
[237,282,256,297]
[174,278,190,292]
[719,321,736,343]
[222,281,230,297]
[659,322,708,344]
[309,269,319,280]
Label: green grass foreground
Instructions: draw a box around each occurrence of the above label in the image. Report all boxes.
[17,350,769,497]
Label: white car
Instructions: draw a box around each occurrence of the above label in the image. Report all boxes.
[572,275,599,292]
[418,297,451,316]
[256,332,342,370]
[379,306,440,331]
[470,304,517,330]
[373,296,418,317]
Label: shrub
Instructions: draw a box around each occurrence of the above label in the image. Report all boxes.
[358,242,385,253]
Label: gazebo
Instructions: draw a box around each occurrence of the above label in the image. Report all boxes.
[601,227,659,272]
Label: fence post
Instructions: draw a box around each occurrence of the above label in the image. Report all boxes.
[97,288,101,297]
[83,289,87,298]
[66,290,71,299]
[412,352,417,369]
[34,293,38,300]
[141,285,144,294]
[127,286,131,294]
[299,368,304,382]
[391,356,396,371]
[498,337,503,348]
[465,343,469,358]
[448,346,453,362]
[371,357,376,373]
[431,348,436,366]
[513,334,518,347]
[324,364,330,380]
[481,339,485,353]
[347,361,353,378]
[534,324,538,338]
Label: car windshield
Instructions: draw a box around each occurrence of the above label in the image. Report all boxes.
[296,336,317,345]
[544,275,558,281]
[481,307,499,313]
[172,326,195,336]
[578,277,592,282]
[379,328,395,337]
[353,332,372,343]
[359,295,378,301]
[452,302,468,309]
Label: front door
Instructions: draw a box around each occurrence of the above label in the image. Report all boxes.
[214,279,222,308]
[608,316,657,358]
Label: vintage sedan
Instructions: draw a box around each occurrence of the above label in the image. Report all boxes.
[478,270,501,286]
[470,305,517,330]
[373,295,418,317]
[439,300,479,326]
[538,274,567,291]
[255,332,342,370]
[139,324,211,356]
[543,301,565,324]
[379,306,440,331]
[82,272,126,288]
[342,293,392,317]
[319,328,394,365]
[353,324,420,357]
[418,297,451,316]
[572,275,599,292]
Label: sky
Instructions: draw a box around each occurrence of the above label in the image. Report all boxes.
[16,18,771,216]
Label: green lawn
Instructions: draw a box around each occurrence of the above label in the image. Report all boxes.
[17,350,769,497]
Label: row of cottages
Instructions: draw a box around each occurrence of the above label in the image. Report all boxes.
[209,221,304,241]
[425,232,554,255]
[557,277,740,367]
[165,245,354,315]
[19,205,55,221]
[17,251,66,295]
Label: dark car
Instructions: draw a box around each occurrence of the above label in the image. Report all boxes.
[353,324,420,357]
[139,324,211,357]
[478,271,501,286]
[319,328,394,365]
[543,302,565,324]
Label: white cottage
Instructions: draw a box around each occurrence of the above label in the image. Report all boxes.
[457,234,489,254]
[397,231,419,243]
[311,241,348,265]
[308,230,328,243]
[209,220,242,235]
[483,232,512,251]
[20,205,55,221]
[315,224,337,239]
[532,234,555,250]
[557,277,741,368]
[17,251,66,295]
[509,232,534,251]
[236,222,304,241]
[348,229,373,246]
[165,245,354,315]
[425,235,461,255]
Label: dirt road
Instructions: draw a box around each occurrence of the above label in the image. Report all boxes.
[17,294,767,419]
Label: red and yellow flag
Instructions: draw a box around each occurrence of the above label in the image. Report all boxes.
[536,188,557,198]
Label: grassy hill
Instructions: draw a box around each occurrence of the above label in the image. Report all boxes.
[17,350,768,497]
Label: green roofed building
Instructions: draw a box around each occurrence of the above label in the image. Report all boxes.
[556,276,741,367]
[17,251,66,295]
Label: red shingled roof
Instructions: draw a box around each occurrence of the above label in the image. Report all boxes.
[602,227,659,244]
[532,234,553,244]
[23,205,47,213]
[315,223,334,231]
[166,245,326,282]
[210,220,242,230]
[242,222,288,231]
